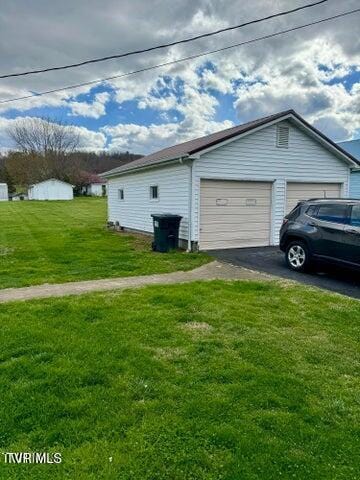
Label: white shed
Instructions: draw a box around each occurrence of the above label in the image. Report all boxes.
[81,182,107,197]
[87,182,106,196]
[102,110,358,251]
[0,183,8,201]
[28,179,74,201]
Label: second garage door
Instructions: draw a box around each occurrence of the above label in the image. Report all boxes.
[199,180,272,250]
[286,182,342,214]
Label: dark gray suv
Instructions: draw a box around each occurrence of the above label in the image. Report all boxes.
[279,199,360,272]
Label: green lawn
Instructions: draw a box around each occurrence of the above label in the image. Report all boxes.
[0,198,209,289]
[0,280,359,479]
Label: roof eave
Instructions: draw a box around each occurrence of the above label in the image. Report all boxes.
[101,155,191,178]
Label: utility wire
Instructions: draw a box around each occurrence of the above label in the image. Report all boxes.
[0,0,330,79]
[0,8,359,105]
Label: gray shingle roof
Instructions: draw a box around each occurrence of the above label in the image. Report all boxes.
[102,109,359,177]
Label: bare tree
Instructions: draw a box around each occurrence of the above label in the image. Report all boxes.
[6,117,80,186]
[8,117,80,157]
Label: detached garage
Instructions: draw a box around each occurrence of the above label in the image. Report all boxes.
[103,110,358,251]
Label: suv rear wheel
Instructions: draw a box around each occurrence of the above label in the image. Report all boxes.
[285,240,311,272]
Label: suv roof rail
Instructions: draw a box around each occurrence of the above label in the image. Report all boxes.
[307,197,360,202]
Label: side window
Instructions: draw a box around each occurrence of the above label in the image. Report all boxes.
[150,185,159,200]
[350,205,360,227]
[118,188,124,200]
[316,204,348,224]
[306,205,318,217]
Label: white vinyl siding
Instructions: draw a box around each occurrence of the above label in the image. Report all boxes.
[200,180,272,250]
[28,179,73,200]
[286,182,341,214]
[194,121,349,246]
[350,171,360,199]
[107,162,189,240]
[0,183,8,201]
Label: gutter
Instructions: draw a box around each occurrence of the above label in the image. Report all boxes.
[101,155,185,179]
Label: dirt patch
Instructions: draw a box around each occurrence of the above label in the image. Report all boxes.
[276,279,297,289]
[181,321,213,332]
[0,247,14,256]
[154,347,186,360]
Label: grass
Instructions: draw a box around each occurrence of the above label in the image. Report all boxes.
[0,197,209,289]
[0,280,359,479]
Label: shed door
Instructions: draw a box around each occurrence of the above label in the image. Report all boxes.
[199,180,272,250]
[286,182,342,214]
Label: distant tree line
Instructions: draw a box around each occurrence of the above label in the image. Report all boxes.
[0,117,142,193]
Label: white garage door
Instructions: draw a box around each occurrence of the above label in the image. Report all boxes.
[286,182,342,214]
[200,180,272,250]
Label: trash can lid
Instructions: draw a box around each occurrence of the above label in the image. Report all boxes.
[151,213,182,219]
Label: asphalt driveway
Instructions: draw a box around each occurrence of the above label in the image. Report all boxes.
[209,247,360,299]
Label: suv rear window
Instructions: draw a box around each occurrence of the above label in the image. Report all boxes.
[350,204,360,227]
[306,205,318,217]
[316,204,348,224]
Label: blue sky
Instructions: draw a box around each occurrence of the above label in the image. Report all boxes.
[0,0,359,154]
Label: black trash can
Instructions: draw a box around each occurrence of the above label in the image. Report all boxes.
[151,214,182,252]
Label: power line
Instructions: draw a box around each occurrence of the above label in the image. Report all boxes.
[0,7,358,106]
[0,0,330,79]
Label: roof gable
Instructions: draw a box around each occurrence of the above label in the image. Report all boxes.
[30,178,74,188]
[102,110,359,178]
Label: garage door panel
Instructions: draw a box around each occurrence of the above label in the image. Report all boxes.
[202,223,271,234]
[201,205,271,215]
[201,181,272,191]
[201,214,270,223]
[201,197,271,207]
[201,187,271,197]
[200,180,272,250]
[200,238,270,250]
[201,230,270,241]
[286,182,341,213]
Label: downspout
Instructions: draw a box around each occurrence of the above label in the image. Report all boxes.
[179,155,193,252]
[187,160,193,252]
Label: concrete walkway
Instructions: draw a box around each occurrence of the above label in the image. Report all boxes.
[0,261,270,303]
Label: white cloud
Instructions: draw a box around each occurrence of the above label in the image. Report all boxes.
[138,94,178,111]
[231,44,360,140]
[0,0,359,149]
[74,125,107,151]
[69,92,110,119]
[102,115,233,154]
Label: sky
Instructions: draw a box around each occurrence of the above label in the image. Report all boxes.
[0,0,359,155]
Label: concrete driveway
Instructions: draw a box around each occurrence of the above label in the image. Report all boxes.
[209,246,360,299]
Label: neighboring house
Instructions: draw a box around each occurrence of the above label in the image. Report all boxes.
[338,139,360,199]
[0,183,8,201]
[102,110,359,251]
[28,179,74,201]
[80,174,107,197]
[10,192,28,201]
